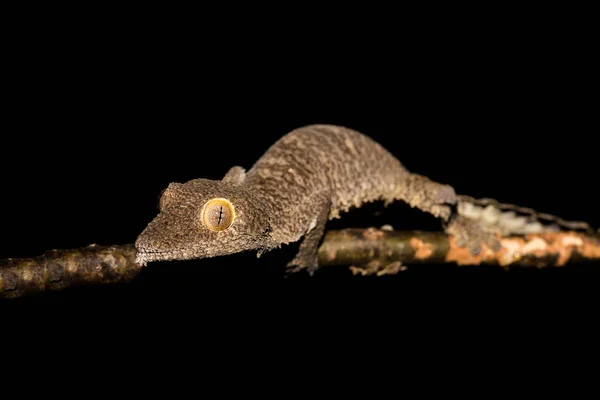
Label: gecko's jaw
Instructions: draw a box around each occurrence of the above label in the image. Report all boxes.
[135,248,188,266]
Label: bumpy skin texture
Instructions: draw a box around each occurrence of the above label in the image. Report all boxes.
[135,125,458,272]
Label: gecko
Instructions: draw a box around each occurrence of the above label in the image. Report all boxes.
[135,124,593,273]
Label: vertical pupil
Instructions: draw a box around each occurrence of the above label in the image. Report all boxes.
[204,200,233,231]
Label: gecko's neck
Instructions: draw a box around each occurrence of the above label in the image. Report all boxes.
[241,177,309,244]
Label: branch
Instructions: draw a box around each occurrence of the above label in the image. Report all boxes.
[2,229,600,298]
[318,228,600,276]
[0,244,140,299]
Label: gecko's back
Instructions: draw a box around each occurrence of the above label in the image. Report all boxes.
[245,124,413,221]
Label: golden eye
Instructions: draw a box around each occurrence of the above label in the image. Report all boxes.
[201,198,235,231]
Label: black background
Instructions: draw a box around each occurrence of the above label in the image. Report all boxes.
[1,18,598,321]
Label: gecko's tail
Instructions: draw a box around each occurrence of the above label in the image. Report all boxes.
[456,194,595,236]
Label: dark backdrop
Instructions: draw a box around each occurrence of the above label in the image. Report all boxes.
[2,27,598,312]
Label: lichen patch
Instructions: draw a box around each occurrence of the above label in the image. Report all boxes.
[498,238,523,266]
[362,227,385,240]
[446,237,495,265]
[561,234,583,247]
[581,238,600,259]
[521,237,548,256]
[410,237,434,259]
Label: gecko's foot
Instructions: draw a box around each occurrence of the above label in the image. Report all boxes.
[429,184,457,220]
[446,215,501,255]
[434,183,458,205]
[406,184,457,220]
[286,255,319,276]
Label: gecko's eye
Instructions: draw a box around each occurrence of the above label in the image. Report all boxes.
[201,198,235,231]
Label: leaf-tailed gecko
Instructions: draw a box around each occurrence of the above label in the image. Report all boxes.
[135,124,591,272]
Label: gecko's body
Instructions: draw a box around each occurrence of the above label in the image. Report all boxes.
[136,124,585,272]
[243,125,456,250]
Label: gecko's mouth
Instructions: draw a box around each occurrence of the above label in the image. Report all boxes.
[135,248,186,266]
[137,249,172,255]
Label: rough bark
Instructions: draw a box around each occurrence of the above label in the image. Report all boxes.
[0,244,140,299]
[319,228,600,276]
[2,229,600,298]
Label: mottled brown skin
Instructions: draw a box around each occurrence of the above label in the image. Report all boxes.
[135,125,458,273]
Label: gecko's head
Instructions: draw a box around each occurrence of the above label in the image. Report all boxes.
[135,179,270,265]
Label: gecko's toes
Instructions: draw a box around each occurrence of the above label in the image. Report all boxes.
[427,185,457,220]
[446,215,501,256]
[286,256,319,276]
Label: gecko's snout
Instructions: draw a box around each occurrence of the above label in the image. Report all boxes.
[134,218,191,265]
[134,231,159,265]
[134,233,156,254]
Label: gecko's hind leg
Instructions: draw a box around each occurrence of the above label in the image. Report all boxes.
[286,198,332,276]
[445,214,502,255]
[392,173,500,254]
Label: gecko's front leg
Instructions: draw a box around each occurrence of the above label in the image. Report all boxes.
[286,195,332,275]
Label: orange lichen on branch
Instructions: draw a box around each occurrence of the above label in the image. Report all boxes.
[581,236,600,259]
[409,237,435,260]
[537,232,600,266]
[446,231,600,268]
[445,238,498,266]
